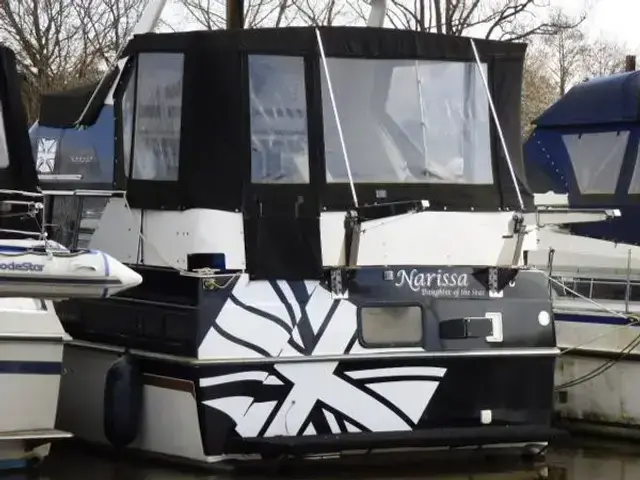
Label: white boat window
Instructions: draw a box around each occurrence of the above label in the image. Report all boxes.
[552,276,640,302]
[0,100,9,168]
[249,55,310,184]
[562,130,628,194]
[359,305,423,347]
[132,53,184,182]
[321,58,492,184]
[121,67,136,177]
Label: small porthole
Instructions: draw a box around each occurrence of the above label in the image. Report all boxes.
[359,305,423,348]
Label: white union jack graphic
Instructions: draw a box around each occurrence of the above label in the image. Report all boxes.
[36,138,58,173]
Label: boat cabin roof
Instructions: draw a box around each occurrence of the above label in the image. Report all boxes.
[526,70,640,205]
[534,71,640,128]
[0,45,39,193]
[34,27,532,211]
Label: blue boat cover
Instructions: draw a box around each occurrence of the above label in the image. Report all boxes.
[534,71,640,127]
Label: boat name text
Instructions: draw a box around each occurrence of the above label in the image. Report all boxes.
[394,268,486,298]
[0,261,44,272]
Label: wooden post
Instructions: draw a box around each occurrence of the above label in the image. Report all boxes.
[227,0,245,29]
[625,55,636,72]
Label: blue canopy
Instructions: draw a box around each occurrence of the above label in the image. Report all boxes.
[534,71,640,127]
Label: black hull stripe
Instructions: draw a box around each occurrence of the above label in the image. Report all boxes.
[229,294,291,334]
[312,300,340,350]
[210,321,271,358]
[269,280,297,327]
[361,375,445,385]
[200,382,285,402]
[333,369,416,428]
[318,401,372,433]
[344,332,357,354]
[285,281,315,353]
[257,395,289,438]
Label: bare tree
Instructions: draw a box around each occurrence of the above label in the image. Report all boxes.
[73,0,146,63]
[369,0,585,40]
[541,9,588,96]
[582,37,627,80]
[180,0,299,28]
[0,0,144,120]
[521,44,557,138]
[291,0,354,26]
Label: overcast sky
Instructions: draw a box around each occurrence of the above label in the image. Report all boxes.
[555,0,640,49]
[159,0,640,52]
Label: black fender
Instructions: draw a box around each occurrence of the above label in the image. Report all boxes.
[103,352,143,448]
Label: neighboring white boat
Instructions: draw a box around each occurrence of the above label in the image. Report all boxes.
[522,63,640,439]
[524,192,640,438]
[0,232,142,470]
[0,295,72,470]
[0,43,143,470]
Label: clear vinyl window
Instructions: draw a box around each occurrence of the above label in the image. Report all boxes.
[321,58,492,185]
[249,55,310,184]
[0,101,9,168]
[132,53,184,182]
[121,64,136,178]
[563,130,628,194]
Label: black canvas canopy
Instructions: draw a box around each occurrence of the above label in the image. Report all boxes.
[0,45,39,193]
[112,26,532,213]
[37,68,119,128]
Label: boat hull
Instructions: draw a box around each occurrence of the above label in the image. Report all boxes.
[0,333,71,469]
[555,312,640,437]
[56,266,559,465]
[57,342,559,464]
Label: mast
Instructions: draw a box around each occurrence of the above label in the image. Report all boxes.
[227,0,245,28]
[366,0,387,27]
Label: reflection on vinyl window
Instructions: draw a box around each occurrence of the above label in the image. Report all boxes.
[132,53,184,181]
[626,136,640,194]
[249,55,310,184]
[321,58,492,184]
[563,130,628,194]
[0,101,9,168]
[121,66,136,177]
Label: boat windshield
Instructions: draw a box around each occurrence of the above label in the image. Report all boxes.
[0,99,8,168]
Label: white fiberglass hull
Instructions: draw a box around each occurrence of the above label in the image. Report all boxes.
[554,299,640,438]
[0,297,73,470]
[523,208,640,437]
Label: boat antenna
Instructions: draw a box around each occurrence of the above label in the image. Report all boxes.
[315,28,359,208]
[469,38,524,211]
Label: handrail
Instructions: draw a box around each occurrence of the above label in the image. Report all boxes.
[551,273,640,312]
[40,189,124,197]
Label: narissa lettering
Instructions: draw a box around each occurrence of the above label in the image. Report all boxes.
[394,268,468,292]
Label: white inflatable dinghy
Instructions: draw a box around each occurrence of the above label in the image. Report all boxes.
[0,239,142,299]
